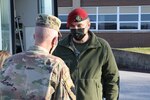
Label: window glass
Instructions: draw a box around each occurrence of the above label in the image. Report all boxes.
[120,23,138,29]
[141,22,150,29]
[98,6,117,13]
[141,14,150,21]
[141,6,150,13]
[90,23,96,29]
[89,15,96,21]
[60,23,68,30]
[120,6,138,13]
[99,15,117,21]
[58,15,67,22]
[98,23,117,30]
[120,14,138,21]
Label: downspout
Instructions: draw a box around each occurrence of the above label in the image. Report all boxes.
[10,0,16,54]
[54,0,58,17]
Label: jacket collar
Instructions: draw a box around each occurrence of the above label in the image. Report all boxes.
[59,31,102,49]
[27,45,49,55]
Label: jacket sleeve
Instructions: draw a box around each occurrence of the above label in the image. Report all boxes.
[52,60,76,100]
[102,43,120,100]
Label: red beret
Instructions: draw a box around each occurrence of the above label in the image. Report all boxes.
[67,7,88,27]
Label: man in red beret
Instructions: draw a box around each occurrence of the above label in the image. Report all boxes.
[54,7,120,100]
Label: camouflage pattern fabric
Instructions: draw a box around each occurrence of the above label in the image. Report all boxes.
[0,46,76,100]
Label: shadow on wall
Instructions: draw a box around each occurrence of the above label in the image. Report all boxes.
[112,49,150,73]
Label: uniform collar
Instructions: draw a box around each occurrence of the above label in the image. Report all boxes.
[27,45,49,55]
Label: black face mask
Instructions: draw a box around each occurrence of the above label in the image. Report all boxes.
[71,28,85,41]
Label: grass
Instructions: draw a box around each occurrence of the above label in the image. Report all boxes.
[115,47,150,55]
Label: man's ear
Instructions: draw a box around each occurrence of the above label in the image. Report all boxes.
[51,37,58,46]
[88,21,91,28]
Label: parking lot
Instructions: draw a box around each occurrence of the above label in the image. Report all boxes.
[119,70,150,100]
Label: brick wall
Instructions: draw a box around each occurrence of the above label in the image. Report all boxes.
[61,31,150,48]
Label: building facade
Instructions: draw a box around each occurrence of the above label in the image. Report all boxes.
[58,0,150,48]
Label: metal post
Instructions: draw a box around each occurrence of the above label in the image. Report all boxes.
[54,0,58,17]
[10,0,16,54]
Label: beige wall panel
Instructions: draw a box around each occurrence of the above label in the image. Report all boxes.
[82,7,97,14]
[141,6,150,13]
[98,6,117,13]
[58,0,72,7]
[58,7,73,14]
[120,6,138,13]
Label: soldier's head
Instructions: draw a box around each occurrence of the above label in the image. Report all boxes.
[67,7,91,41]
[34,14,61,54]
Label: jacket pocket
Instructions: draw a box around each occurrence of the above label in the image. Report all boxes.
[96,80,102,100]
[77,79,102,100]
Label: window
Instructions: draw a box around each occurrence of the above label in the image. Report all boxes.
[98,23,117,30]
[120,14,138,21]
[119,14,138,30]
[60,23,68,30]
[90,23,96,29]
[58,6,150,31]
[141,22,150,29]
[89,15,97,30]
[119,6,139,30]
[141,14,150,21]
[120,23,138,29]
[98,15,117,30]
[99,15,117,21]
[141,14,150,29]
[89,15,96,21]
[58,15,67,22]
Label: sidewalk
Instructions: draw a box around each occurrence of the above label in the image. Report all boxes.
[119,70,150,100]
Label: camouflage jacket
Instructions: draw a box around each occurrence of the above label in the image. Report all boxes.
[0,46,76,100]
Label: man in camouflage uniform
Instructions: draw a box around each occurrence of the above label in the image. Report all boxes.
[0,14,76,100]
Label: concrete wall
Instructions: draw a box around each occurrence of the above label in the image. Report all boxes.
[113,49,150,72]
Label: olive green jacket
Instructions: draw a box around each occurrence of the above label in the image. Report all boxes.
[54,31,120,100]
